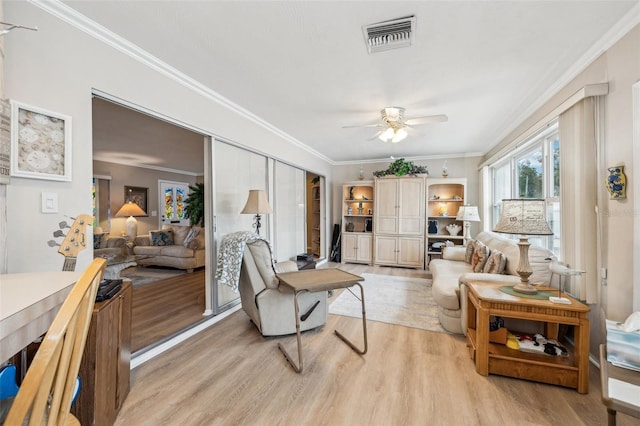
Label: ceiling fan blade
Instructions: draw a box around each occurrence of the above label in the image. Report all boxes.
[342,123,384,129]
[367,130,383,141]
[405,114,448,125]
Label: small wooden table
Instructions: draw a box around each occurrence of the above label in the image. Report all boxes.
[276,269,367,373]
[466,281,590,393]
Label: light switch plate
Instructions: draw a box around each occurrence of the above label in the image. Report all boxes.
[42,192,58,213]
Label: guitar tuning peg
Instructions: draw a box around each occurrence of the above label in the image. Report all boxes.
[59,221,70,229]
[53,230,65,238]
[47,240,60,247]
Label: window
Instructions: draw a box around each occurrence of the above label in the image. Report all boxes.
[491,121,560,254]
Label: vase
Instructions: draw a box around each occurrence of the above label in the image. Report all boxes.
[606,166,627,199]
[428,220,438,234]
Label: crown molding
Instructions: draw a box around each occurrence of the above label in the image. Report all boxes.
[334,151,484,166]
[491,2,640,151]
[28,0,334,165]
[93,155,203,177]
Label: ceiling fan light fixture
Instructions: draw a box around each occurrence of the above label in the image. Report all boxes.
[379,127,395,142]
[391,128,408,143]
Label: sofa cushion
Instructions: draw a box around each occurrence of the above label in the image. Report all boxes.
[442,246,466,262]
[134,245,164,256]
[465,240,475,263]
[163,224,190,246]
[483,249,507,274]
[159,245,196,258]
[183,228,199,247]
[150,229,174,246]
[471,240,490,272]
[93,233,106,249]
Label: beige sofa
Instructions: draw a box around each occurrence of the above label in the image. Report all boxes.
[133,224,205,272]
[430,231,554,334]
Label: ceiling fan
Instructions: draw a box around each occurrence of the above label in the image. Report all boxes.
[343,107,448,143]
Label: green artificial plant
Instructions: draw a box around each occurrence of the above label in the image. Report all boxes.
[184,183,205,227]
[373,158,428,178]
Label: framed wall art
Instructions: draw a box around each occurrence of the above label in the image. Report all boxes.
[124,185,148,215]
[10,100,72,181]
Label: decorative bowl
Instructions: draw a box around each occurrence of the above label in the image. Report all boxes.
[446,223,462,236]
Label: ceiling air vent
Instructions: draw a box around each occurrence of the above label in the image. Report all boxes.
[362,15,416,54]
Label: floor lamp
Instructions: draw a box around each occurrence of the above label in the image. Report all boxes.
[241,189,272,235]
[456,205,481,246]
[493,199,553,294]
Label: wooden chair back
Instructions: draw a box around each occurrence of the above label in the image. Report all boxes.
[4,258,106,426]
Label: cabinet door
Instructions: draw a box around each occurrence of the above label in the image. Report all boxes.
[375,179,398,234]
[374,236,398,265]
[398,179,424,235]
[342,234,358,262]
[356,234,372,263]
[398,237,424,268]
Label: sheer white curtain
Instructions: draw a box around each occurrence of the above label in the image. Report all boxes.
[273,161,305,262]
[558,98,598,302]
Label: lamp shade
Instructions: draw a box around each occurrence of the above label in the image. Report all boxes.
[456,205,481,222]
[241,190,272,215]
[493,199,552,235]
[115,201,146,217]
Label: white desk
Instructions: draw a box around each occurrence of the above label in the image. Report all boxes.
[0,271,81,362]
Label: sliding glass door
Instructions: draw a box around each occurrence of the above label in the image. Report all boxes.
[214,141,268,312]
[273,161,305,262]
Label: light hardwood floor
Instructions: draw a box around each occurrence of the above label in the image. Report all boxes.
[131,268,206,352]
[116,263,637,425]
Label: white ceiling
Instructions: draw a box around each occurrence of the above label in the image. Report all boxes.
[78,1,638,170]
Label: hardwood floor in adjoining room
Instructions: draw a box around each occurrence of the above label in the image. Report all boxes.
[131,268,206,352]
[117,264,636,426]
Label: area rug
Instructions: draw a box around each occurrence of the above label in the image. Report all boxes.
[329,273,447,334]
[120,266,187,287]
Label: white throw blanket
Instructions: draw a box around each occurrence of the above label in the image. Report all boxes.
[215,231,274,291]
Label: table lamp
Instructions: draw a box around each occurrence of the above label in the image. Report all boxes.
[456,205,481,246]
[493,199,553,294]
[115,201,147,241]
[241,189,272,235]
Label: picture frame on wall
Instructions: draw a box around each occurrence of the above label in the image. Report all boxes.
[10,100,72,181]
[125,185,148,215]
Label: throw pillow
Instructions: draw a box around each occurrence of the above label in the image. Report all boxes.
[93,233,105,250]
[183,228,199,248]
[483,249,507,274]
[150,229,174,246]
[465,240,476,264]
[471,240,490,272]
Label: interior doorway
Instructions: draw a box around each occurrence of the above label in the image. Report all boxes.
[91,94,210,354]
[306,172,325,260]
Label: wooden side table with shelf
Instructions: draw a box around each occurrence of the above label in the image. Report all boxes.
[465,281,590,393]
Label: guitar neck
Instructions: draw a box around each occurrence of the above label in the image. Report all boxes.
[62,257,77,272]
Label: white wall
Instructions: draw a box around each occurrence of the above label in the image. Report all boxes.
[484,24,640,352]
[3,2,332,273]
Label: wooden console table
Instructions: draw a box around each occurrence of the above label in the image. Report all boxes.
[72,280,132,425]
[466,281,590,393]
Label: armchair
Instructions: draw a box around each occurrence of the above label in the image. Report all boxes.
[238,240,328,336]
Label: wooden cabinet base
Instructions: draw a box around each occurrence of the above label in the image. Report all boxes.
[72,280,132,425]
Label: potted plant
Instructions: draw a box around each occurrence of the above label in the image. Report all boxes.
[184,183,205,227]
[373,158,428,178]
